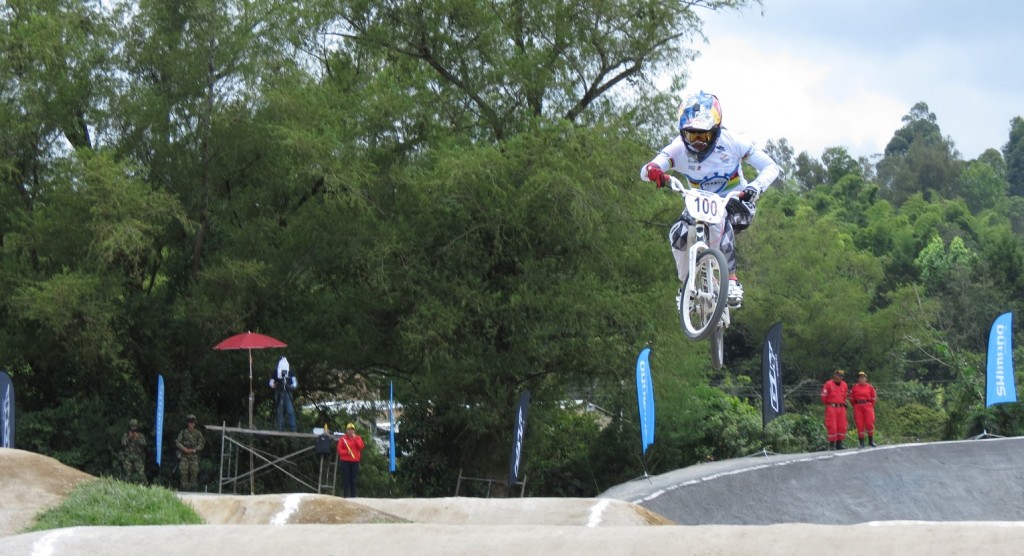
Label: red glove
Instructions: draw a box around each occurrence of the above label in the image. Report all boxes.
[645,163,667,188]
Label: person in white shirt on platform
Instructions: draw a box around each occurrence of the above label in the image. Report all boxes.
[641,90,780,310]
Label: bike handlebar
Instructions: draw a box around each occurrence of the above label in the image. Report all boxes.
[666,175,687,193]
[666,175,742,200]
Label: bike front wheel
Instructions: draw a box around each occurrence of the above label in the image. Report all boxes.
[679,249,729,341]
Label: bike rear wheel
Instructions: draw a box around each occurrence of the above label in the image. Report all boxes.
[679,249,729,341]
[710,324,725,370]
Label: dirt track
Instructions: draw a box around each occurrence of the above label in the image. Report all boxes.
[3,446,1024,555]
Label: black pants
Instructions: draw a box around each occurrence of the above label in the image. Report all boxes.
[339,460,360,498]
[273,390,296,432]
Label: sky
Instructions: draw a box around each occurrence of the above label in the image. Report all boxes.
[681,0,1024,161]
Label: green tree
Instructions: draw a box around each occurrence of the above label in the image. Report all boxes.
[333,0,758,142]
[9,0,1024,491]
[877,102,963,206]
[960,158,1009,213]
[764,138,797,191]
[739,194,901,384]
[792,151,827,191]
[1003,116,1024,196]
[884,102,942,157]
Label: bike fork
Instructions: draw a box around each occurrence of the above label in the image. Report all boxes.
[683,223,710,297]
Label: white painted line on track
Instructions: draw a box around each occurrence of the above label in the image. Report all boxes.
[270,493,306,525]
[587,498,611,528]
[632,444,909,504]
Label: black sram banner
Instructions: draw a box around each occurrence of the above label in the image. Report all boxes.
[762,322,784,429]
[507,389,531,487]
[1,370,15,449]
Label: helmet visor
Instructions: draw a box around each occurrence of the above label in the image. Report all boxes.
[683,129,714,147]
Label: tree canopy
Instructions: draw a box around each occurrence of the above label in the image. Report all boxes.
[2,0,1023,496]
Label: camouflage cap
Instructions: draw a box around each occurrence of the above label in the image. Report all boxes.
[186,414,197,422]
[129,419,139,428]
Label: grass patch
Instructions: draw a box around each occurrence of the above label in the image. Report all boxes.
[26,478,205,532]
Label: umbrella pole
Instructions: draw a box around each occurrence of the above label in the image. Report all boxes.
[248,349,254,429]
[248,348,255,495]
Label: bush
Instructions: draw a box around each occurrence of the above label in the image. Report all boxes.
[521,405,603,497]
[881,402,945,443]
[28,478,204,532]
[763,412,824,453]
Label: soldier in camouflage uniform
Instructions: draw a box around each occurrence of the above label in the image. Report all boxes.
[120,418,147,484]
[175,414,205,491]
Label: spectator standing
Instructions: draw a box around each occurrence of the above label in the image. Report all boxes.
[175,414,205,491]
[850,371,878,448]
[337,423,365,498]
[821,369,849,450]
[269,356,298,432]
[120,418,147,484]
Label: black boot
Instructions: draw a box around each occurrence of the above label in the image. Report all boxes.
[828,441,835,451]
[859,438,865,448]
[869,435,876,447]
[836,439,844,450]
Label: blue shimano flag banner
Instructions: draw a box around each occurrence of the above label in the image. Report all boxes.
[389,381,396,473]
[0,370,14,448]
[986,312,1016,407]
[507,389,531,487]
[155,375,165,466]
[761,322,784,429]
[635,347,655,455]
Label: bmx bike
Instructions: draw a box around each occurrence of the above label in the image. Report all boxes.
[666,175,737,370]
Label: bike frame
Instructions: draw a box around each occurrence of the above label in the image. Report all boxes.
[667,176,734,346]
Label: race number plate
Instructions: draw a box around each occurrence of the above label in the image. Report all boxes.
[683,189,729,225]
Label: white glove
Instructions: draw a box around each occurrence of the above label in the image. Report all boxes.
[269,379,276,389]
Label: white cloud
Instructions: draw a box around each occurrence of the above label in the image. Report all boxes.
[686,37,906,159]
[680,1,1024,161]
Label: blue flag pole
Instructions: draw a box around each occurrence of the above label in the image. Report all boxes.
[155,375,165,466]
[389,381,396,473]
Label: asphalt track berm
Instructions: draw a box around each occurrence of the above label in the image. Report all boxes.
[2,437,1023,555]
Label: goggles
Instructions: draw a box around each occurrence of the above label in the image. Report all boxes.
[683,129,713,146]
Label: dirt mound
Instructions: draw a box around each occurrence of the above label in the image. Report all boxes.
[0,448,96,537]
[4,446,1024,556]
[2,448,671,535]
[178,494,672,527]
[179,494,409,525]
[356,497,674,526]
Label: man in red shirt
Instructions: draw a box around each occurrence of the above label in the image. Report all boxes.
[820,369,849,450]
[337,422,366,498]
[849,371,878,447]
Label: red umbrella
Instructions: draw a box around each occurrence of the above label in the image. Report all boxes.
[214,331,287,351]
[213,331,287,428]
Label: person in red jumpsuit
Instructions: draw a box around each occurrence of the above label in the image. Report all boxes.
[820,369,849,450]
[849,371,877,447]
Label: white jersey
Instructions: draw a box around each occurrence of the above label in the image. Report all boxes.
[641,129,780,197]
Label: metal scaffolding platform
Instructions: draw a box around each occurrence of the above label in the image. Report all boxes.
[208,424,338,495]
